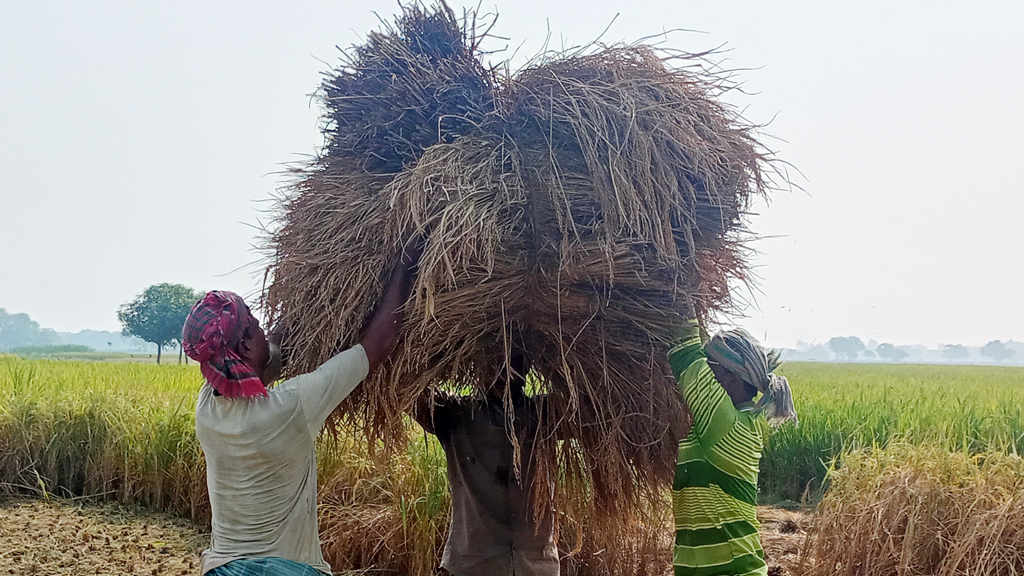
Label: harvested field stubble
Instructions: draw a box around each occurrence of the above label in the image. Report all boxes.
[0,494,807,576]
[264,5,774,567]
[0,497,206,576]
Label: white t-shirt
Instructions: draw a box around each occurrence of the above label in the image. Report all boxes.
[195,345,369,575]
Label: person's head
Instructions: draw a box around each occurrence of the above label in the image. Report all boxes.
[182,291,276,398]
[705,327,799,425]
[234,309,272,383]
[707,358,758,405]
[487,350,531,402]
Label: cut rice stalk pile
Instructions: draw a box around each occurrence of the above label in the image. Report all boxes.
[264,1,772,563]
[804,444,1024,576]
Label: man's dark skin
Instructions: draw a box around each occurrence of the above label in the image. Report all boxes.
[413,351,559,576]
[708,358,758,406]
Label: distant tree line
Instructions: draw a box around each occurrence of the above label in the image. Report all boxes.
[1,283,205,365]
[0,308,58,351]
[819,336,1017,364]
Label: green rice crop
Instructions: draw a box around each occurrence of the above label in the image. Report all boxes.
[0,353,206,519]
[762,362,1024,502]
[2,354,1023,564]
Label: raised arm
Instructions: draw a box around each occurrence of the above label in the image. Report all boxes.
[282,243,422,438]
[669,319,736,441]
[361,241,422,372]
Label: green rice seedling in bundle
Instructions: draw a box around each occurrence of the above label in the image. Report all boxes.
[760,362,1024,503]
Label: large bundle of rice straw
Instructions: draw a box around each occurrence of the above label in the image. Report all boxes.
[803,444,1024,576]
[264,1,770,561]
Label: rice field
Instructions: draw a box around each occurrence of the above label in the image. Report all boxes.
[765,362,1024,502]
[0,356,205,519]
[2,354,1023,573]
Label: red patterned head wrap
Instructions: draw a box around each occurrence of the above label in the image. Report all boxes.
[182,290,268,399]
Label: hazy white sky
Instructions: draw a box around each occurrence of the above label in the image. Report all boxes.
[1,0,1021,348]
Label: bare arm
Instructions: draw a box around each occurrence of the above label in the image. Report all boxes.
[360,242,422,373]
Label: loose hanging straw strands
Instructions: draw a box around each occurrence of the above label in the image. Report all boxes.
[262,3,777,573]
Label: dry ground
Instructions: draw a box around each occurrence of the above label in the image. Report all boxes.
[758,507,813,576]
[0,497,207,575]
[0,497,811,576]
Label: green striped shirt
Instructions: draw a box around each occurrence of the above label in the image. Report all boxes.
[669,320,769,576]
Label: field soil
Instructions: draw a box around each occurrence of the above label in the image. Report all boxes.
[758,507,812,575]
[0,497,207,575]
[0,497,810,575]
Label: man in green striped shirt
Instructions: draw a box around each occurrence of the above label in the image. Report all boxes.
[668,319,798,576]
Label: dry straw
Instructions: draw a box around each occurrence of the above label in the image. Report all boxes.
[803,444,1024,576]
[264,2,773,567]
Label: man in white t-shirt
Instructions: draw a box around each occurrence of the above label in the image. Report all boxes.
[182,253,417,576]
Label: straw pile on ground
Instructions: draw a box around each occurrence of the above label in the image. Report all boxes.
[803,444,1024,576]
[264,2,770,567]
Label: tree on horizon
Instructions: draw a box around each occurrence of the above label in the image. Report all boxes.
[981,340,1015,362]
[876,343,908,362]
[827,336,866,361]
[118,284,201,364]
[942,344,970,362]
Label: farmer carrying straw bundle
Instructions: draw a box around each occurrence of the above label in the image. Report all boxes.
[182,246,420,576]
[264,3,784,571]
[668,308,798,576]
[411,349,559,576]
